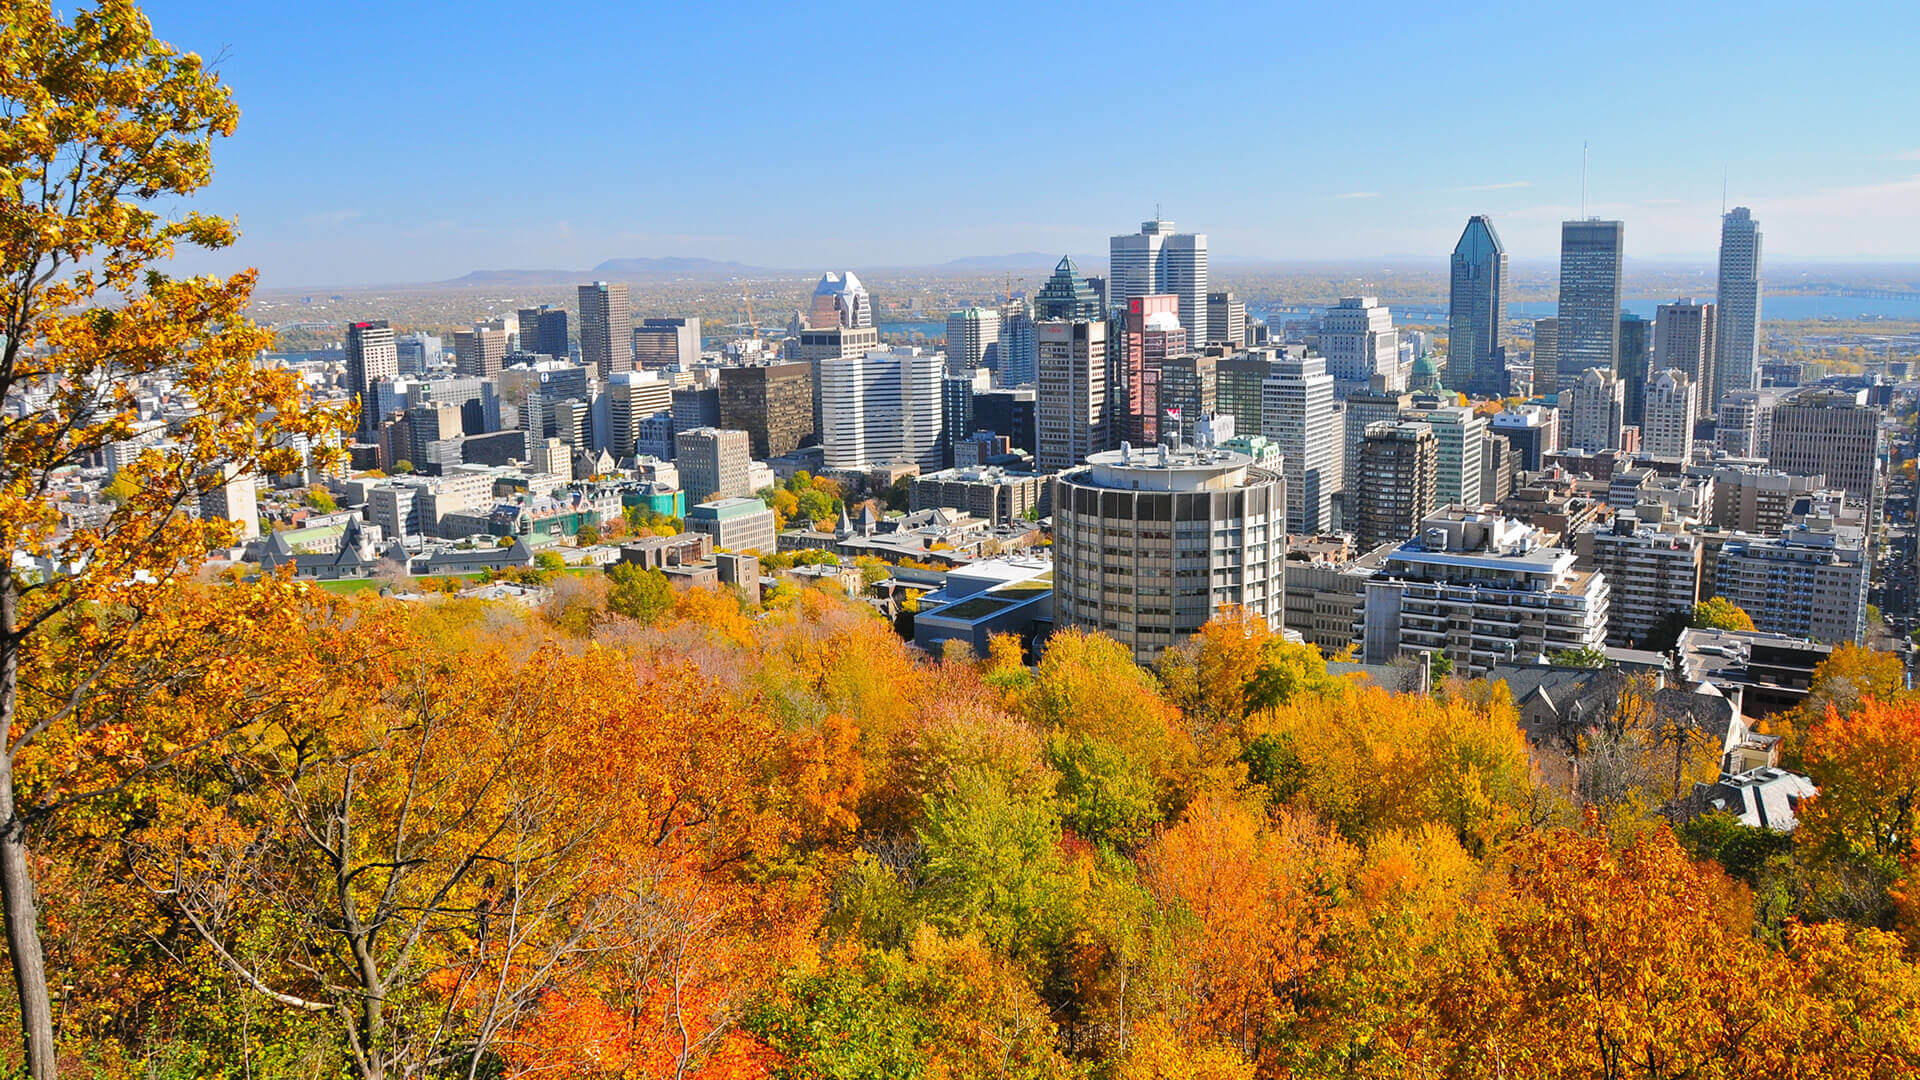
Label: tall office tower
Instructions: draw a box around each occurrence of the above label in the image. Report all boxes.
[1653,300,1717,420]
[1448,215,1509,396]
[516,305,570,358]
[797,324,880,428]
[1321,297,1400,390]
[974,386,1038,453]
[808,271,872,329]
[1483,433,1517,504]
[1767,387,1883,506]
[1354,421,1437,553]
[674,427,753,502]
[1216,349,1275,438]
[1491,405,1558,471]
[453,324,509,379]
[671,386,721,442]
[946,307,1002,375]
[941,368,989,466]
[1617,313,1653,426]
[1036,319,1108,471]
[606,371,673,461]
[1574,516,1704,647]
[632,317,701,371]
[1119,295,1185,445]
[1109,217,1208,345]
[345,319,398,439]
[1641,369,1697,461]
[1051,445,1285,664]
[1035,256,1102,320]
[998,299,1038,385]
[405,402,464,467]
[1715,389,1781,458]
[1714,207,1763,404]
[1207,291,1247,347]
[1262,355,1338,535]
[1560,366,1626,451]
[1343,386,1413,502]
[717,362,815,459]
[550,398,591,449]
[1399,403,1488,508]
[819,347,946,471]
[1531,317,1560,395]
[1158,353,1217,437]
[578,281,633,378]
[1556,219,1625,380]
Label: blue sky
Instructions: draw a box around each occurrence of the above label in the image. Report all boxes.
[140,0,1920,286]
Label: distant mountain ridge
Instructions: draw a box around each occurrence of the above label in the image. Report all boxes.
[439,256,778,287]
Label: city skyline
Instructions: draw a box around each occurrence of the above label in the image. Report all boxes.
[135,1,1920,286]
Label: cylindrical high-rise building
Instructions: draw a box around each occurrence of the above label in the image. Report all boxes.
[1052,445,1285,663]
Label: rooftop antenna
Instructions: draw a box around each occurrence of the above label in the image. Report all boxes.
[1580,141,1589,219]
[1721,165,1728,216]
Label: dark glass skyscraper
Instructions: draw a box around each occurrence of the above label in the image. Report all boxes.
[1447,215,1508,396]
[1557,219,1625,380]
[1618,312,1653,426]
[1034,255,1102,320]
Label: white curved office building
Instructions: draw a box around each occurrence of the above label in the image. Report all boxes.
[1051,445,1285,663]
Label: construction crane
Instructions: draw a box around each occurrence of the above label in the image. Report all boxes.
[740,284,760,341]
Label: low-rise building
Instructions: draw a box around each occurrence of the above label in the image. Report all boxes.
[686,497,777,554]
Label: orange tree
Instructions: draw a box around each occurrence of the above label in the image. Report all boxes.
[0,2,347,1074]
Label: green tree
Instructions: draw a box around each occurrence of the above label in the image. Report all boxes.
[575,522,601,546]
[392,458,414,474]
[607,562,673,624]
[1549,645,1610,669]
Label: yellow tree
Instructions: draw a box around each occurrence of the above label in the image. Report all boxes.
[0,3,347,1072]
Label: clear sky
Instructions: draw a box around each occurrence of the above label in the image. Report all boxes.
[139,0,1920,286]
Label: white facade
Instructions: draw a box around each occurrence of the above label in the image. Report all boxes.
[1261,356,1339,535]
[1714,524,1867,645]
[1109,218,1208,346]
[1641,369,1697,461]
[1362,511,1610,676]
[1321,297,1401,389]
[819,347,947,471]
[946,307,1001,375]
[1559,366,1625,452]
[1715,389,1781,458]
[606,371,672,462]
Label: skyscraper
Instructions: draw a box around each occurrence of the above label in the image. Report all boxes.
[1109,217,1208,346]
[345,319,398,440]
[516,305,569,358]
[1617,313,1653,427]
[1557,219,1625,379]
[808,271,872,329]
[1034,256,1102,320]
[1119,295,1185,445]
[819,347,947,471]
[1448,215,1509,396]
[1641,369,1697,461]
[998,299,1038,386]
[1354,421,1437,553]
[1532,317,1560,396]
[606,371,673,462]
[1653,300,1717,420]
[632,317,701,371]
[946,307,1002,375]
[1207,291,1247,347]
[1321,297,1400,390]
[453,324,508,379]
[578,281,632,378]
[718,362,815,459]
[1561,366,1626,452]
[1262,355,1339,535]
[1714,207,1763,405]
[1037,319,1108,471]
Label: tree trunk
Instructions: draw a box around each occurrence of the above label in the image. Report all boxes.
[0,582,57,1079]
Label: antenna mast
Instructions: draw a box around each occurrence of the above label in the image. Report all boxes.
[1581,141,1589,218]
